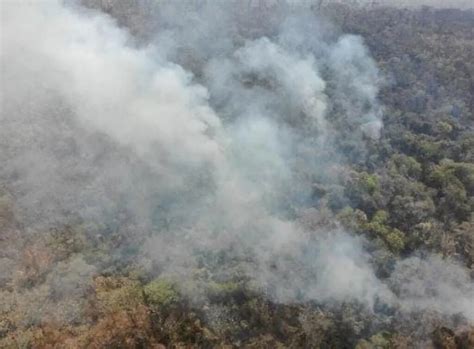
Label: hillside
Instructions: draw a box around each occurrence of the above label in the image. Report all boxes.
[1,1,473,348]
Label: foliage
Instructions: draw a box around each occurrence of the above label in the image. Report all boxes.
[144,278,179,307]
[1,2,473,348]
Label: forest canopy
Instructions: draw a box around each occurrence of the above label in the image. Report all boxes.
[0,1,473,348]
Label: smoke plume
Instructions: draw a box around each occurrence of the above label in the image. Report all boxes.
[1,0,472,329]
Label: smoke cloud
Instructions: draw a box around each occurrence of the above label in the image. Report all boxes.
[1,0,472,329]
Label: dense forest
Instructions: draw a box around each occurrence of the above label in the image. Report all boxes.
[1,1,473,348]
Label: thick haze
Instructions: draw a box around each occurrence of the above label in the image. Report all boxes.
[1,0,473,325]
[327,0,474,9]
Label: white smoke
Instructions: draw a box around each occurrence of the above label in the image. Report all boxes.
[389,255,474,320]
[1,0,472,326]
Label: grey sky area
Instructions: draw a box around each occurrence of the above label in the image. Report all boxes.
[327,0,474,9]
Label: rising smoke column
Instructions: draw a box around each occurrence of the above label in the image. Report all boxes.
[1,0,473,328]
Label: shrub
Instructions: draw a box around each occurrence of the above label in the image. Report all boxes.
[144,279,179,307]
